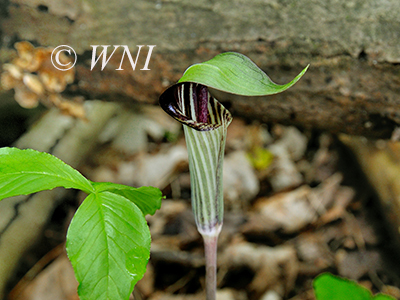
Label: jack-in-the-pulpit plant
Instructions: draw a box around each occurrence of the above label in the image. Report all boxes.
[159,52,308,300]
[160,82,232,300]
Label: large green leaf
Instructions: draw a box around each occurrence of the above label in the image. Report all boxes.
[66,191,151,300]
[91,182,163,216]
[178,52,309,96]
[314,273,396,300]
[0,147,94,200]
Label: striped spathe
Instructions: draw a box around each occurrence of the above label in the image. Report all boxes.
[159,82,232,236]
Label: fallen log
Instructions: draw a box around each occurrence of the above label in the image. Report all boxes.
[1,0,400,138]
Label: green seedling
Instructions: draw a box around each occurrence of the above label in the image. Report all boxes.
[314,273,396,300]
[0,147,163,300]
[159,52,308,300]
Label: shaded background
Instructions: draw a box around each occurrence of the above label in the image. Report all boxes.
[1,1,400,300]
[2,0,400,136]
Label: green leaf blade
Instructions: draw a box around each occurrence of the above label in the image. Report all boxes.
[92,182,163,216]
[66,191,151,300]
[178,52,309,96]
[0,147,94,200]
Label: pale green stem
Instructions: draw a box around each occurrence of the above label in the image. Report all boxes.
[203,234,218,300]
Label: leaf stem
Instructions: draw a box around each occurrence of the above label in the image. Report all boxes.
[203,233,219,300]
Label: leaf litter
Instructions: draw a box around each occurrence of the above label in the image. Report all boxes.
[7,104,400,300]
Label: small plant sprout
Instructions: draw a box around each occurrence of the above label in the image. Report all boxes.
[159,52,309,300]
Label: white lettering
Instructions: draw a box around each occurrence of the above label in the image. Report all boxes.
[116,45,143,71]
[141,45,156,71]
[90,45,156,71]
[90,45,120,71]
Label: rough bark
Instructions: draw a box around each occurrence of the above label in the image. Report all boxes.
[2,0,400,138]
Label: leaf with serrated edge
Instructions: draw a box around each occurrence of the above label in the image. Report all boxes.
[92,182,163,216]
[178,52,309,96]
[0,147,94,200]
[66,191,150,300]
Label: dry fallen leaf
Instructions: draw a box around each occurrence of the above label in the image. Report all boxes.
[12,253,79,300]
[223,151,260,211]
[0,41,83,118]
[244,173,353,234]
[223,241,298,298]
[267,143,304,192]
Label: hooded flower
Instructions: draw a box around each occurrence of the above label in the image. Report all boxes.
[159,82,232,236]
[159,52,308,300]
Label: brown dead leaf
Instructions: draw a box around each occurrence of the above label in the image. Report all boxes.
[223,151,260,211]
[244,173,353,234]
[12,253,78,300]
[267,143,304,192]
[295,231,335,273]
[223,241,298,298]
[335,249,383,280]
[1,41,82,118]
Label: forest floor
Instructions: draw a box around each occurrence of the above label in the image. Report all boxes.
[4,103,400,300]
